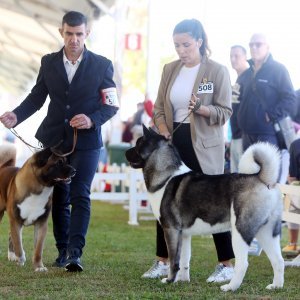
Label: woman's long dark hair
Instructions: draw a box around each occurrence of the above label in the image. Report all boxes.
[173,19,211,57]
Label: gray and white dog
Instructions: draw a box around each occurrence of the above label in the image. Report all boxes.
[125,125,284,292]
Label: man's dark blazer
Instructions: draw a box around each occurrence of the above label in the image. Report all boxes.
[13,47,118,150]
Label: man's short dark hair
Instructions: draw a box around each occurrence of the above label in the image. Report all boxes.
[62,11,87,27]
[231,45,247,55]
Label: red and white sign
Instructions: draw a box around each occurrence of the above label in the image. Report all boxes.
[125,33,142,50]
[101,87,119,107]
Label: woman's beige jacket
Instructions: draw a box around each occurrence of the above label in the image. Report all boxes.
[153,56,232,175]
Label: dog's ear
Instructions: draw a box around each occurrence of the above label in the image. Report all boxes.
[143,124,151,138]
[35,148,52,167]
[143,124,161,138]
[148,127,160,137]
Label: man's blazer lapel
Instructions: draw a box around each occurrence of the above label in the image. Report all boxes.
[53,50,69,84]
[69,48,88,87]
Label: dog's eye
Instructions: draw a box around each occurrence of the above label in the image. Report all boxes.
[56,159,64,166]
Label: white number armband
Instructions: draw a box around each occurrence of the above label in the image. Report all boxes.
[101,87,119,107]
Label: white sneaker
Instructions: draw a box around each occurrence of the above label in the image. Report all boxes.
[248,238,263,256]
[206,263,234,283]
[141,260,169,278]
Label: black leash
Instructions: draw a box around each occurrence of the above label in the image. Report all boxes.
[172,98,201,135]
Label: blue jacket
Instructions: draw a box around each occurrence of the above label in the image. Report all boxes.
[237,54,296,135]
[13,47,118,150]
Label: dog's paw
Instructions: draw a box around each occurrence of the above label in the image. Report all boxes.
[7,251,17,262]
[161,278,168,284]
[266,283,283,290]
[35,266,48,272]
[161,277,174,284]
[16,252,26,266]
[17,259,25,266]
[176,271,190,282]
[220,284,231,292]
[220,283,237,292]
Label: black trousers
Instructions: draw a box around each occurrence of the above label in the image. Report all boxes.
[156,123,235,262]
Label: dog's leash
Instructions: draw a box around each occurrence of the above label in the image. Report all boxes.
[51,128,78,157]
[9,128,43,152]
[9,127,78,157]
[172,97,201,135]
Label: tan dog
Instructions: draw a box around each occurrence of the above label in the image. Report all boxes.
[0,144,75,271]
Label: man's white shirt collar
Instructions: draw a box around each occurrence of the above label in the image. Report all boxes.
[63,51,83,65]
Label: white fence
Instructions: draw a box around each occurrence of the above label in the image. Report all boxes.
[91,164,151,225]
[278,183,300,267]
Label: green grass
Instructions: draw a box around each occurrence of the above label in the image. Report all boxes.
[0,201,298,300]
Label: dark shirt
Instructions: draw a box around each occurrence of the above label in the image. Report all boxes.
[230,70,248,139]
[237,54,296,135]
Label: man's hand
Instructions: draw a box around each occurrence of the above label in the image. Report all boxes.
[70,114,94,129]
[0,112,17,128]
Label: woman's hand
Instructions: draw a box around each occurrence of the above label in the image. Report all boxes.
[160,131,171,140]
[189,93,210,117]
[189,93,201,112]
[158,123,171,139]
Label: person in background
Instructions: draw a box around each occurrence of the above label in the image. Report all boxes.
[237,33,296,184]
[292,89,300,132]
[142,18,235,283]
[0,11,119,272]
[282,138,300,256]
[98,120,112,167]
[229,45,249,173]
[122,119,134,143]
[131,100,153,144]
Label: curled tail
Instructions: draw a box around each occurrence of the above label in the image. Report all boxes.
[238,142,280,186]
[0,144,17,168]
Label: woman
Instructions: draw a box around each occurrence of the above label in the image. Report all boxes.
[142,19,234,283]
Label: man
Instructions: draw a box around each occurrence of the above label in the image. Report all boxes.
[237,33,296,152]
[229,45,249,172]
[0,11,119,272]
[237,33,296,184]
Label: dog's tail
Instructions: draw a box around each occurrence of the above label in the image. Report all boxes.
[0,143,17,168]
[238,142,280,186]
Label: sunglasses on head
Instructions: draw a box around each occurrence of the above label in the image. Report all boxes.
[249,42,265,48]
